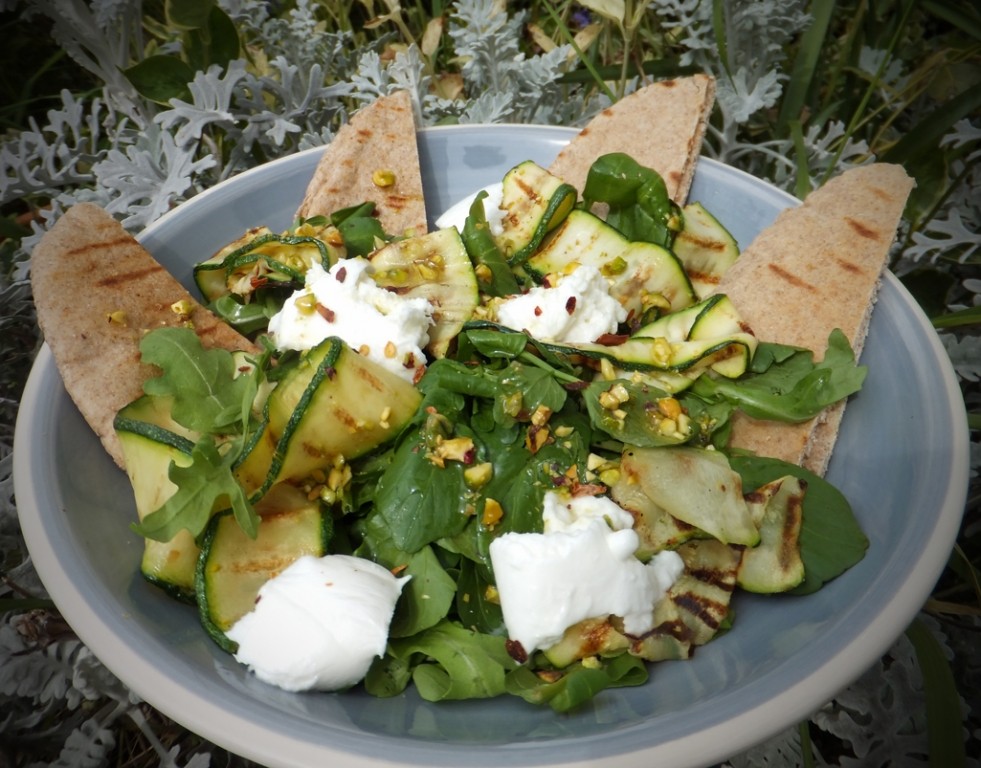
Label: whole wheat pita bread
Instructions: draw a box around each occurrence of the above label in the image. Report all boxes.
[715,163,914,475]
[295,90,427,236]
[548,74,716,204]
[31,203,259,469]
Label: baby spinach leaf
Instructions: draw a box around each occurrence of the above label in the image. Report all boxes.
[583,378,689,447]
[730,455,869,594]
[356,511,456,637]
[374,429,472,553]
[461,190,520,297]
[582,152,680,248]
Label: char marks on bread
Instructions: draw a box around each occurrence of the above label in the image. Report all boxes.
[714,163,915,475]
[30,203,259,469]
[295,90,427,237]
[548,74,717,205]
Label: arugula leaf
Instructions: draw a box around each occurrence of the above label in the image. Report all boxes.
[455,557,505,634]
[131,437,257,541]
[505,652,649,712]
[139,327,257,434]
[730,454,869,594]
[690,329,867,422]
[386,620,518,702]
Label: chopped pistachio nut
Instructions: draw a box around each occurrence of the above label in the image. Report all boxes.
[501,392,523,418]
[525,424,550,454]
[464,461,494,489]
[372,168,396,187]
[581,655,603,669]
[530,404,552,427]
[474,263,493,283]
[650,337,673,367]
[601,256,628,277]
[481,497,504,527]
[598,467,621,486]
[641,291,672,313]
[324,227,345,247]
[170,299,194,320]
[553,424,575,438]
[656,396,682,420]
[434,435,476,465]
[599,357,617,381]
[379,405,392,430]
[295,293,319,314]
[106,310,128,326]
[484,584,501,604]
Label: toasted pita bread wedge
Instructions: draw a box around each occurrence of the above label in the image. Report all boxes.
[715,163,914,475]
[31,203,259,469]
[295,90,427,237]
[548,74,716,204]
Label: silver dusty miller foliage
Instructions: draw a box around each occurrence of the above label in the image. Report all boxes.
[0,0,977,766]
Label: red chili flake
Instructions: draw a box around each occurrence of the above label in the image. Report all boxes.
[250,276,269,289]
[594,332,629,346]
[325,366,337,380]
[534,306,543,317]
[565,296,577,314]
[403,352,416,369]
[335,266,347,283]
[317,303,335,322]
[505,639,528,663]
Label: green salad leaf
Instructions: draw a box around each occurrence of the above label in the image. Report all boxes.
[730,454,869,594]
[129,327,262,540]
[582,152,681,248]
[690,329,867,422]
[367,620,518,701]
[505,652,649,712]
[139,327,257,434]
[461,190,520,297]
[131,437,257,541]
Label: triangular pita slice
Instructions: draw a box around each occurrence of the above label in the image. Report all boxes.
[295,90,427,236]
[31,203,259,469]
[715,163,914,475]
[548,74,716,204]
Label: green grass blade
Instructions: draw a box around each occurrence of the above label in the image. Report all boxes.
[932,305,981,330]
[921,0,981,42]
[711,0,732,79]
[883,84,981,164]
[905,616,967,768]
[777,0,837,132]
[788,119,814,198]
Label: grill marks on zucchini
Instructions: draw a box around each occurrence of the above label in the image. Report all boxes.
[237,337,422,499]
[525,209,695,319]
[197,483,333,652]
[495,161,577,266]
[194,226,341,303]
